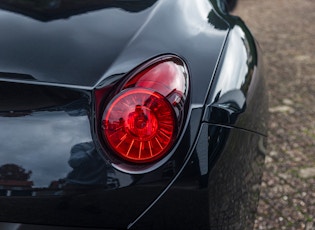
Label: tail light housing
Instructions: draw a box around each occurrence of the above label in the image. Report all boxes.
[97,55,189,165]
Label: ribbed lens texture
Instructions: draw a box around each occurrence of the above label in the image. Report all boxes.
[103,88,176,163]
[99,57,188,164]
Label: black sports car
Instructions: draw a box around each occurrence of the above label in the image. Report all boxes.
[0,0,268,229]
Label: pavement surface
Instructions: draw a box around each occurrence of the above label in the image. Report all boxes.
[234,0,315,229]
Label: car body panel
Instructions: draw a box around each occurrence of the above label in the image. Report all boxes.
[131,124,266,230]
[204,20,268,135]
[0,0,228,106]
[0,81,204,228]
[0,0,159,86]
[0,0,267,229]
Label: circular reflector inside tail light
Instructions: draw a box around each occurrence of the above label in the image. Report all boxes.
[100,56,189,164]
[103,89,176,163]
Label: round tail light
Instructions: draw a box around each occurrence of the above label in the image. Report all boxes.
[98,56,189,164]
[103,88,176,163]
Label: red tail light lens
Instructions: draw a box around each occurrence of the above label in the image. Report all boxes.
[103,89,176,163]
[100,56,189,164]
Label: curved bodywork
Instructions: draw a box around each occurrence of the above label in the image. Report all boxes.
[0,0,268,229]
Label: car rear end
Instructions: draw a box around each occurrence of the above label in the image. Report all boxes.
[0,0,267,229]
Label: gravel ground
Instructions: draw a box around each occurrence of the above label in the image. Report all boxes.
[234,0,315,229]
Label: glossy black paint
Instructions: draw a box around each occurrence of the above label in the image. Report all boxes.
[0,0,228,106]
[0,0,158,21]
[0,0,267,229]
[0,0,159,86]
[132,125,266,230]
[0,81,203,228]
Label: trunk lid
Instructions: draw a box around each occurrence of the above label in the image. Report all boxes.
[0,0,158,86]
